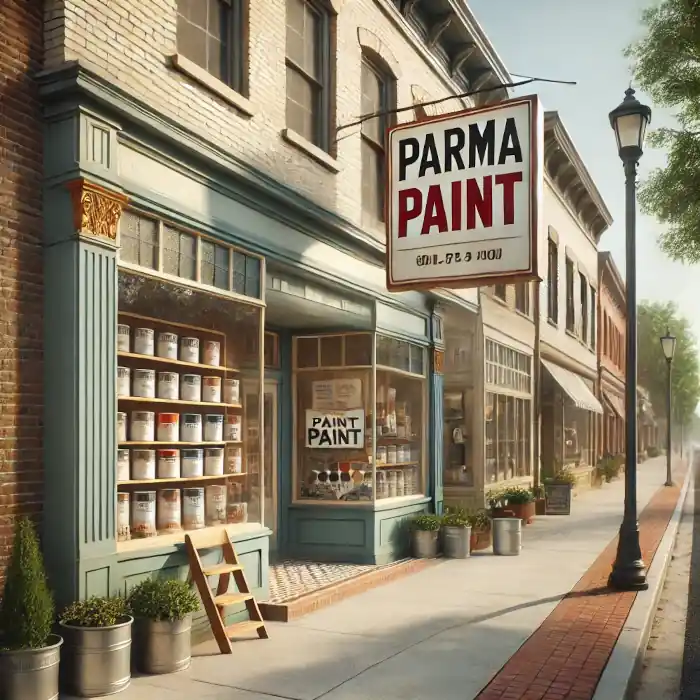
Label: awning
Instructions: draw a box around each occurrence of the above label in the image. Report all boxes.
[542,359,604,414]
[603,389,625,419]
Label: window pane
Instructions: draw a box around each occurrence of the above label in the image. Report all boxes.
[120,211,158,270]
[201,240,230,290]
[344,334,372,366]
[286,66,315,142]
[361,61,383,144]
[362,140,382,219]
[244,256,261,298]
[162,225,196,281]
[296,337,319,368]
[320,335,343,366]
[286,0,318,77]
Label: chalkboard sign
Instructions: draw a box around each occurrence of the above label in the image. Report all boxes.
[544,483,572,515]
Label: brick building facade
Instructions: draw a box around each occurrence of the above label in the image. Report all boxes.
[0,0,45,580]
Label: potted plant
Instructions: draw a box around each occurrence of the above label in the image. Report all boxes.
[0,516,62,700]
[59,595,132,697]
[493,487,535,524]
[532,484,546,514]
[466,510,492,552]
[409,513,441,558]
[441,509,471,559]
[128,577,200,675]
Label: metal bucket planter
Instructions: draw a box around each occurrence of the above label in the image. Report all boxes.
[133,615,193,675]
[443,525,471,559]
[60,616,133,697]
[412,529,439,558]
[0,634,63,700]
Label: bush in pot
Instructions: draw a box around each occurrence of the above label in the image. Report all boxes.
[128,577,200,675]
[410,513,441,558]
[441,509,471,559]
[466,510,492,551]
[0,516,62,700]
[59,595,132,697]
[497,487,535,524]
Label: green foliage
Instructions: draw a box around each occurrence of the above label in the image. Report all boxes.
[60,595,130,628]
[545,469,577,486]
[128,577,199,622]
[410,513,442,531]
[637,301,700,429]
[0,516,55,650]
[647,445,661,458]
[465,509,491,531]
[626,0,700,261]
[441,508,469,528]
[596,456,621,483]
[499,486,534,504]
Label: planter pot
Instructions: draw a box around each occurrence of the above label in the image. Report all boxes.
[442,525,471,559]
[60,616,133,697]
[470,528,492,552]
[133,615,193,675]
[493,502,535,525]
[412,529,439,558]
[0,634,62,700]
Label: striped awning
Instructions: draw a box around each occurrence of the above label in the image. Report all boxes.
[542,359,603,414]
[603,389,625,419]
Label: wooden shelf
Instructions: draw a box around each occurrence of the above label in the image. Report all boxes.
[118,396,242,409]
[375,437,419,444]
[119,441,243,447]
[118,473,248,486]
[118,351,239,374]
[376,462,418,468]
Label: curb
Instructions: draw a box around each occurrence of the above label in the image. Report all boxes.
[592,464,692,700]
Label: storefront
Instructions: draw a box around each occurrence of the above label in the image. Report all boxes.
[601,383,625,457]
[39,66,442,610]
[638,387,658,456]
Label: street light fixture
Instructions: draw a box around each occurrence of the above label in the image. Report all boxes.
[608,87,652,592]
[660,328,676,487]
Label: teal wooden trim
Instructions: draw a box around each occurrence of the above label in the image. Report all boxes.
[276,331,293,554]
[430,373,445,514]
[374,500,429,561]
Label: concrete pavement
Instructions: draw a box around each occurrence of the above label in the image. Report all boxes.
[78,456,682,700]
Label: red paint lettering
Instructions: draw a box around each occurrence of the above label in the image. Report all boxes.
[466,176,493,230]
[495,172,523,225]
[420,185,448,235]
[397,188,422,238]
[451,180,461,230]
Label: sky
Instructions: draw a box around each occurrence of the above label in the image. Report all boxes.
[468,0,698,336]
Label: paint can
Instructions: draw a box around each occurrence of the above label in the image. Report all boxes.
[157,489,182,533]
[181,374,202,402]
[133,369,156,398]
[117,493,130,542]
[226,446,243,474]
[223,378,240,404]
[203,340,221,367]
[396,469,405,497]
[117,324,131,352]
[130,411,155,442]
[117,412,127,443]
[131,491,157,538]
[180,337,200,364]
[131,450,156,480]
[202,376,222,403]
[117,449,130,482]
[376,446,387,465]
[157,449,180,479]
[204,414,224,442]
[134,328,155,356]
[117,366,131,398]
[387,470,397,498]
[181,449,204,478]
[205,485,227,526]
[386,445,398,465]
[180,413,202,442]
[157,413,180,442]
[182,487,205,530]
[157,371,179,400]
[156,332,178,360]
[227,500,248,524]
[224,415,242,442]
[204,448,224,476]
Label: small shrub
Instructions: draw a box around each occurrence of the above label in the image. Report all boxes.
[60,595,130,628]
[486,489,504,508]
[128,578,199,622]
[441,509,469,528]
[0,516,55,650]
[410,513,441,531]
[500,486,534,504]
[647,446,660,458]
[531,485,545,500]
[466,509,491,531]
[545,469,577,486]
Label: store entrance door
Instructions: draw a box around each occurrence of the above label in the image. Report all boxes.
[264,381,279,550]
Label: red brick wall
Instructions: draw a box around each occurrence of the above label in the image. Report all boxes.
[0,0,44,582]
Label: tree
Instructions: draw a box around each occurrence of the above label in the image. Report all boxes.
[626,0,700,261]
[637,300,700,431]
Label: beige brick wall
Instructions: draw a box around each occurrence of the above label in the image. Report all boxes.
[44,0,472,241]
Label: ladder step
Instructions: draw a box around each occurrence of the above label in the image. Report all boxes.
[202,563,242,576]
[214,592,253,607]
[225,620,265,638]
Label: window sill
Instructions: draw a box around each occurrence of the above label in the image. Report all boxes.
[547,318,558,329]
[514,308,532,320]
[565,328,578,340]
[281,128,341,173]
[169,54,255,117]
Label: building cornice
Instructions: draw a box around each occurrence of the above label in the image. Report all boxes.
[598,251,626,313]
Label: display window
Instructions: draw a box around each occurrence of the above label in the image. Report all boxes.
[560,406,592,467]
[293,332,427,503]
[116,210,264,550]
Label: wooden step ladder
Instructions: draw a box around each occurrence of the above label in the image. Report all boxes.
[185,528,268,654]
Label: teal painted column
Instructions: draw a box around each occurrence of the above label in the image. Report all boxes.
[43,178,128,606]
[430,368,445,515]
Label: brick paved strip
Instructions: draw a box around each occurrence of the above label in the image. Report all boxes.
[475,464,689,700]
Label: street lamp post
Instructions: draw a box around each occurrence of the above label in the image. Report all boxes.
[660,329,676,486]
[608,87,652,592]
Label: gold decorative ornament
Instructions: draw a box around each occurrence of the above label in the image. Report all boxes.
[65,179,129,242]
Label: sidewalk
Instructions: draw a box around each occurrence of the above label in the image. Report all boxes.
[95,456,687,700]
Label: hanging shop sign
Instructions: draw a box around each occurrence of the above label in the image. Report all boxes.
[305,409,365,448]
[386,95,542,292]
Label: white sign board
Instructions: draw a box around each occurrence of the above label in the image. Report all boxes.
[312,379,363,411]
[305,409,365,449]
[386,95,542,291]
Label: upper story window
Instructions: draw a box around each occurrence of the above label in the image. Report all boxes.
[494,284,507,301]
[565,257,575,333]
[286,0,333,151]
[547,239,558,324]
[579,273,588,343]
[589,285,596,350]
[176,0,247,94]
[515,283,530,316]
[361,56,395,221]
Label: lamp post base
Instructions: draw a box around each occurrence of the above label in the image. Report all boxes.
[665,481,674,487]
[608,521,649,591]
